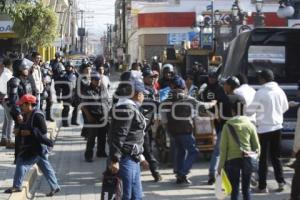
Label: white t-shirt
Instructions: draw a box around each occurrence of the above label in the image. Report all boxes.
[234,84,256,122]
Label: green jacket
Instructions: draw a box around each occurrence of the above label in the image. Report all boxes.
[219,116,260,170]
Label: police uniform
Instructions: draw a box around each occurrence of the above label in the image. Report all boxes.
[7,59,35,161]
[60,65,76,127]
[81,74,109,161]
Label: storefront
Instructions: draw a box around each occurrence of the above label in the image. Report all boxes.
[0,14,19,58]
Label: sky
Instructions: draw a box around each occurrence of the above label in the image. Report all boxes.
[77,0,115,40]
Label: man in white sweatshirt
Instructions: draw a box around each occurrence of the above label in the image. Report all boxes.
[0,58,14,148]
[29,52,44,109]
[248,69,288,193]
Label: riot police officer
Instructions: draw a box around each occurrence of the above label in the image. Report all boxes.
[60,62,76,127]
[50,52,65,101]
[81,72,109,162]
[7,58,36,161]
[40,62,54,121]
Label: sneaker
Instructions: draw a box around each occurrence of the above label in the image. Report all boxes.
[207,177,216,185]
[153,173,163,182]
[253,187,269,193]
[0,138,7,146]
[46,187,61,197]
[176,176,192,185]
[4,187,22,193]
[277,182,286,192]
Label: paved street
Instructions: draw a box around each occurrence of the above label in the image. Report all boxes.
[31,126,293,200]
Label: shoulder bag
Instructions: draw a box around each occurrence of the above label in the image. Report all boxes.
[227,124,258,172]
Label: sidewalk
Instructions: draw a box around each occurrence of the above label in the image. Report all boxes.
[32,126,293,200]
[0,109,58,200]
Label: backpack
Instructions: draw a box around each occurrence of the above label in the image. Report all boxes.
[101,170,122,200]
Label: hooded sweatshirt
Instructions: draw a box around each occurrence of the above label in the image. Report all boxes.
[219,116,260,170]
[248,81,289,134]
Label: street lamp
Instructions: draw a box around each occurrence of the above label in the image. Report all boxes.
[254,0,265,27]
[193,14,205,48]
[277,0,295,18]
[230,0,249,38]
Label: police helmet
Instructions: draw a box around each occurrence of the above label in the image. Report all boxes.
[13,58,33,73]
[162,63,174,72]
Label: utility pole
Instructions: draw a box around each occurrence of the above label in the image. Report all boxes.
[122,0,126,56]
[80,10,84,53]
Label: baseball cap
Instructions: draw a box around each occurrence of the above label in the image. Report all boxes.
[256,69,274,81]
[132,79,149,94]
[16,94,37,106]
[171,75,186,90]
[91,72,101,81]
[142,70,154,77]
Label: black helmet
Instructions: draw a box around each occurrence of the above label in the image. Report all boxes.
[13,58,33,74]
[225,76,240,89]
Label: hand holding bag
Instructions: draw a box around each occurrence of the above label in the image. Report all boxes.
[215,169,232,200]
[227,124,258,172]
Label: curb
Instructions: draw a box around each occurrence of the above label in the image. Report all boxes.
[8,121,59,200]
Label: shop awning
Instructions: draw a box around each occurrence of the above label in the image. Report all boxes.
[0,32,17,39]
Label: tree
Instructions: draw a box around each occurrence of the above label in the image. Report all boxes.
[0,0,36,12]
[6,1,58,52]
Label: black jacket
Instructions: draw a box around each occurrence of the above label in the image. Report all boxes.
[82,83,109,124]
[200,82,231,129]
[19,110,53,159]
[109,101,145,162]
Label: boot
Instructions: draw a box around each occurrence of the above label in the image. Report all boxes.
[0,138,7,146]
[62,120,69,127]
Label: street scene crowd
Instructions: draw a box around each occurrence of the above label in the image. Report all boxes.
[0,52,300,200]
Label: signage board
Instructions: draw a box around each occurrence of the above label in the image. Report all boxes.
[0,21,13,33]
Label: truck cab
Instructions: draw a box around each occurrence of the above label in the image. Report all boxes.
[221,27,300,139]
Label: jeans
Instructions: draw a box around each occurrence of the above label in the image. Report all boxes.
[13,155,59,191]
[174,134,199,176]
[225,158,252,200]
[291,151,300,200]
[118,156,142,200]
[209,130,221,178]
[258,130,285,189]
[1,102,14,140]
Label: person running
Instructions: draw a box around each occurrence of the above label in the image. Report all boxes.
[218,95,260,200]
[4,94,60,197]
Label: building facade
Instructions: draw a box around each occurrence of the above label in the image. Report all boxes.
[114,0,287,64]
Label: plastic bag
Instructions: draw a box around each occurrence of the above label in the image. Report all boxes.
[222,169,232,196]
[215,169,232,200]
